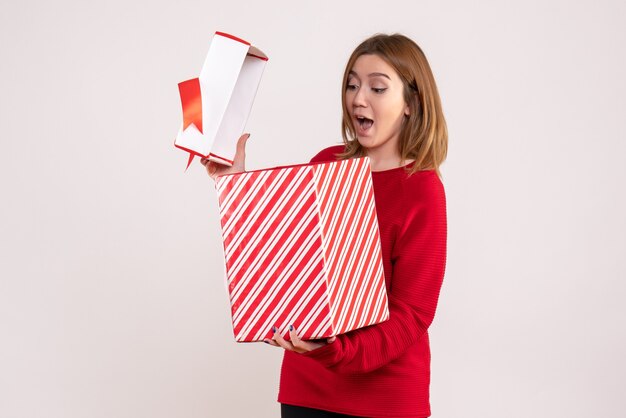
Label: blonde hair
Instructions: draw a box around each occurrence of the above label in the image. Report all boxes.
[337,33,448,177]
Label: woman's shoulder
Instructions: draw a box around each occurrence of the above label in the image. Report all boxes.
[403,169,446,211]
[378,165,443,192]
[407,169,444,193]
[381,168,445,214]
[309,144,346,164]
[408,168,442,187]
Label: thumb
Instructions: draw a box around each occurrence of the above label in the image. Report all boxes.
[236,133,250,154]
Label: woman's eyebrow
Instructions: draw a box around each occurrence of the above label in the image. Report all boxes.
[348,71,391,80]
[368,72,391,80]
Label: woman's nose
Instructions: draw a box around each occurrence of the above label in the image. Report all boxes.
[353,87,368,107]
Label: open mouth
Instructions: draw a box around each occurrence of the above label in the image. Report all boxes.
[356,116,374,131]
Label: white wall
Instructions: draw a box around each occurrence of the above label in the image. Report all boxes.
[1,0,625,417]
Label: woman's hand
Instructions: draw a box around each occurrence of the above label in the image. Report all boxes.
[200,133,250,180]
[264,325,336,354]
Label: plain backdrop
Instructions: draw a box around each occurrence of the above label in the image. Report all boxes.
[1,0,625,417]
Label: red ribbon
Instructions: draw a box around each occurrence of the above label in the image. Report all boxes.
[178,78,203,170]
[178,78,203,133]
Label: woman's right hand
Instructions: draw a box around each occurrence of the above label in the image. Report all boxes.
[201,133,250,181]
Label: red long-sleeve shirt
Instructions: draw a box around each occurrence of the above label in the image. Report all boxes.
[277,145,448,417]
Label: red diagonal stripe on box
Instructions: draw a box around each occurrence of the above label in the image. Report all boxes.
[312,158,387,335]
[218,165,336,342]
[221,168,300,249]
[235,222,326,341]
[316,159,362,314]
[230,193,319,320]
[333,195,376,332]
[223,170,309,275]
[326,160,369,317]
[337,207,379,332]
[332,172,382,332]
[224,167,313,302]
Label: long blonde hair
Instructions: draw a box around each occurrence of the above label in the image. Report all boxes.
[337,33,448,177]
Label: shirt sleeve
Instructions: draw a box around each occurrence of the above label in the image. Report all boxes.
[301,172,448,374]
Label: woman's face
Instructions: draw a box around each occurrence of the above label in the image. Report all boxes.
[345,54,409,158]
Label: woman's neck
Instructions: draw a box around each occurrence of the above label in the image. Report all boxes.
[367,151,413,172]
[363,135,412,172]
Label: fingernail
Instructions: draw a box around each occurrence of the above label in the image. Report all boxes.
[289,325,294,331]
[272,326,277,333]
[263,340,270,344]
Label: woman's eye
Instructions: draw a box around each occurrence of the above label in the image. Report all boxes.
[372,88,387,94]
[347,84,359,91]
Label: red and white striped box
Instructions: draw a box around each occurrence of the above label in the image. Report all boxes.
[215,157,389,342]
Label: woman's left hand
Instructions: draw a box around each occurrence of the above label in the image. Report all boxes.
[265,325,336,354]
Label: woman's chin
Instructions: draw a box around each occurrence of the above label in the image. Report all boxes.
[356,135,373,148]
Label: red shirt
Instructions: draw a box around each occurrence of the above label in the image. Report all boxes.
[277,146,448,417]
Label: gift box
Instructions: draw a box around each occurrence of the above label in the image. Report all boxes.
[175,31,268,169]
[215,157,389,342]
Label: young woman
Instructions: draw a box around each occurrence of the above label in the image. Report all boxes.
[203,33,448,418]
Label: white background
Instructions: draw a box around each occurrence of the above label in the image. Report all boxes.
[1,1,625,417]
